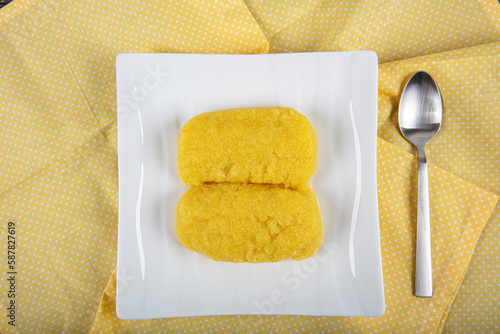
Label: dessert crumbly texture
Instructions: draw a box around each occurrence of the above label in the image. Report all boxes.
[177,106,317,189]
[175,183,323,263]
[175,106,322,263]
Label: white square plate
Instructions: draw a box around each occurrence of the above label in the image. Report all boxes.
[116,52,384,319]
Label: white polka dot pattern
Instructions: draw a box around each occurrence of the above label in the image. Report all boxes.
[244,0,500,62]
[377,41,500,333]
[0,0,268,332]
[88,139,498,333]
[0,305,19,334]
[0,0,499,332]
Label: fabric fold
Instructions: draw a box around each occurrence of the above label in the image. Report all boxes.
[0,0,269,332]
[244,0,500,62]
[1,0,499,332]
[423,190,498,333]
[86,138,499,333]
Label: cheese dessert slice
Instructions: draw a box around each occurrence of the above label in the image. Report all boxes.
[177,107,317,188]
[175,183,323,263]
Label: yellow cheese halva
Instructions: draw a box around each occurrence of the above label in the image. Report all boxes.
[177,107,317,188]
[175,183,323,263]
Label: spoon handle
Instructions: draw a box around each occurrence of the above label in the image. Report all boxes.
[416,148,433,297]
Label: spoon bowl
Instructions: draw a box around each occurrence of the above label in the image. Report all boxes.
[398,71,443,298]
[399,72,442,146]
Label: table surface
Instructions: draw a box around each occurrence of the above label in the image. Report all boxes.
[0,0,12,8]
[0,0,498,333]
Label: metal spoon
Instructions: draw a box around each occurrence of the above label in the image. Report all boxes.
[398,71,442,298]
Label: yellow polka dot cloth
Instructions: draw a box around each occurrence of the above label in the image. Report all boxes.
[0,0,499,333]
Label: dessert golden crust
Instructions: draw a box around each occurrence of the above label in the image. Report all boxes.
[177,107,317,189]
[175,183,323,263]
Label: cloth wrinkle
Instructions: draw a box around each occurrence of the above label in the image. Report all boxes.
[61,50,114,149]
[1,0,500,332]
